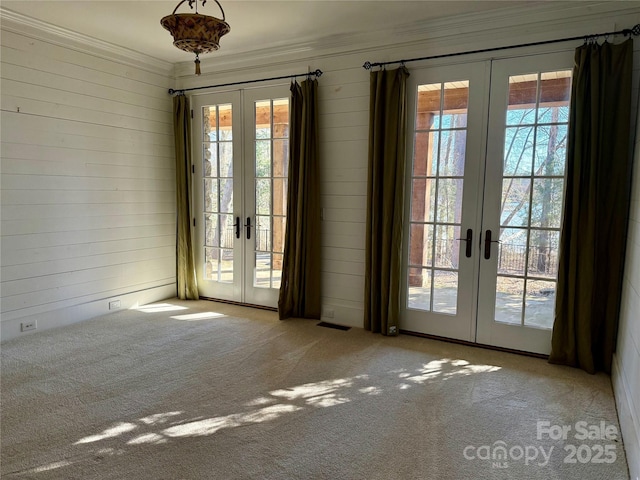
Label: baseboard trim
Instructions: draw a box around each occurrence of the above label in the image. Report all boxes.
[1,284,176,342]
[612,352,640,480]
[400,329,549,359]
[198,296,278,312]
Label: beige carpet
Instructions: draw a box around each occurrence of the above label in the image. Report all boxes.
[1,299,629,479]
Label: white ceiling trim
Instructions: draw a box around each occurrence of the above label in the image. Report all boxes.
[0,8,173,76]
[391,0,623,40]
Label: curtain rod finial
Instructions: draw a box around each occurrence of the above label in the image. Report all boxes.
[363,61,372,70]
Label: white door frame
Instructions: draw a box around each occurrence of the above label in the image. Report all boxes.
[192,85,290,308]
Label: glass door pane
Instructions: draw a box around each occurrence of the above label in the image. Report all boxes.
[408,80,468,315]
[477,52,573,354]
[496,71,570,328]
[204,104,235,284]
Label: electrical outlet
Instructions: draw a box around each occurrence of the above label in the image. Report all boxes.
[109,300,121,310]
[20,321,36,332]
[323,307,334,319]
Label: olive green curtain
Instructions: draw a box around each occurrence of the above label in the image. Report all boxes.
[364,67,410,335]
[549,39,634,374]
[278,79,321,320]
[173,95,199,300]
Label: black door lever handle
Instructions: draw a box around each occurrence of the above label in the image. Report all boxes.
[244,217,251,240]
[456,229,473,258]
[484,230,501,260]
[234,216,240,239]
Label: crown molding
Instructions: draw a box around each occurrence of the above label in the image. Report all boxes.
[174,0,638,79]
[389,1,625,41]
[0,7,173,76]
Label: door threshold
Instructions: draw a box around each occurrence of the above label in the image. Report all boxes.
[199,296,278,312]
[400,329,548,360]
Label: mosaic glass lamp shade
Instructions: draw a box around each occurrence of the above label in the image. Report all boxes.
[161,0,230,75]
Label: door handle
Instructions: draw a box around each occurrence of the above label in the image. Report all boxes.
[244,217,251,240]
[456,228,473,258]
[483,230,501,260]
[234,216,240,239]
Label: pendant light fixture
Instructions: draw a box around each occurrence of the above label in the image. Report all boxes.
[161,0,230,75]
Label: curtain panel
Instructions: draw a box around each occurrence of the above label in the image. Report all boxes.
[173,95,199,300]
[549,39,634,374]
[364,67,410,335]
[278,79,322,320]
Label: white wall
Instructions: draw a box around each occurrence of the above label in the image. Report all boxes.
[0,15,177,340]
[614,50,640,479]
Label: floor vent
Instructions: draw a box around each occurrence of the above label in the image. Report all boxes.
[317,322,351,331]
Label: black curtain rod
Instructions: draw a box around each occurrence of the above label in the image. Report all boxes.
[168,69,323,95]
[363,24,640,70]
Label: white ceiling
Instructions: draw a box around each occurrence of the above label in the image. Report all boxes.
[1,1,535,65]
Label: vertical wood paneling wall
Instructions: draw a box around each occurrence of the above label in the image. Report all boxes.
[0,27,177,339]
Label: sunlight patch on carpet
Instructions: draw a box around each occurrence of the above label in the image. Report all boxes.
[244,396,274,407]
[140,411,184,425]
[71,361,505,449]
[162,404,302,438]
[306,393,350,408]
[359,386,382,395]
[170,312,226,321]
[134,303,188,313]
[75,422,137,445]
[270,378,353,400]
[398,358,502,385]
[127,433,167,445]
[26,460,73,474]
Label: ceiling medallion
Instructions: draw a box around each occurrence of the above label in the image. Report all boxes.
[161,0,230,75]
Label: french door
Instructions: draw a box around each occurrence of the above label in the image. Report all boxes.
[401,51,573,354]
[192,86,290,308]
